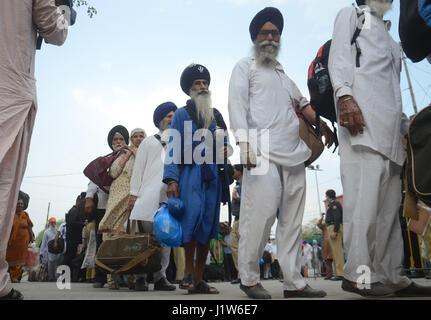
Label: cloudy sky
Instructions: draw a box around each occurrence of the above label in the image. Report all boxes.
[22,0,431,234]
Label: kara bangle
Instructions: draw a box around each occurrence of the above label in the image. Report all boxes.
[339,97,353,104]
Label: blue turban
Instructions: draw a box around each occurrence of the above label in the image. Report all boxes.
[153,102,178,128]
[107,125,129,150]
[180,64,211,95]
[249,7,284,42]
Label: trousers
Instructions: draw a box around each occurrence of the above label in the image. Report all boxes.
[239,162,306,290]
[340,144,410,289]
[327,224,344,277]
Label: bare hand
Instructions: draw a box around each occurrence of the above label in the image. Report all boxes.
[320,124,335,148]
[128,195,137,211]
[330,232,337,240]
[239,142,256,170]
[84,198,95,214]
[166,182,180,198]
[339,96,366,136]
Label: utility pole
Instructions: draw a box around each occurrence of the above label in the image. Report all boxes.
[45,202,50,229]
[308,164,323,215]
[400,43,418,114]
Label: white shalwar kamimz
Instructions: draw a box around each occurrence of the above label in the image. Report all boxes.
[228,57,311,291]
[129,132,171,282]
[328,5,411,290]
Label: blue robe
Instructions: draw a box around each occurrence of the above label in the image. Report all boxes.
[163,100,225,244]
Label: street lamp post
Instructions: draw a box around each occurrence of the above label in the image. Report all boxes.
[308,164,323,215]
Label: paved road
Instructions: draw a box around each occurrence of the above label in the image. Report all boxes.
[11,276,431,300]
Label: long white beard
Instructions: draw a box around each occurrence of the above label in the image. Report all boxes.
[366,0,392,18]
[254,40,280,66]
[190,90,214,129]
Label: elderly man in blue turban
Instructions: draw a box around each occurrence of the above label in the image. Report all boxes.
[163,63,232,294]
[228,7,334,299]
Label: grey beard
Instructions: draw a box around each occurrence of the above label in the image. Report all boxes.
[366,0,393,17]
[254,40,280,66]
[158,119,171,131]
[190,90,214,129]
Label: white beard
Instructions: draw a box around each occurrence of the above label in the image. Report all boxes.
[254,40,280,66]
[158,119,171,131]
[366,0,392,18]
[190,90,214,129]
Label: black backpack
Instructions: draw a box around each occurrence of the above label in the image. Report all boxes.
[307,8,365,150]
[404,104,431,209]
[399,0,431,63]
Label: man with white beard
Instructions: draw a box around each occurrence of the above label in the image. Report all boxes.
[163,64,231,294]
[329,0,431,297]
[128,102,178,292]
[228,7,334,299]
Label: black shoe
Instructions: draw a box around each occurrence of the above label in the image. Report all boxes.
[324,277,332,280]
[240,283,271,299]
[341,279,394,297]
[330,276,344,281]
[92,282,106,288]
[0,288,24,300]
[231,278,241,284]
[284,284,326,298]
[395,282,431,297]
[135,277,149,292]
[154,277,176,291]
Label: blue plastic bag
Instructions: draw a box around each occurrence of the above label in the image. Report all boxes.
[153,202,182,247]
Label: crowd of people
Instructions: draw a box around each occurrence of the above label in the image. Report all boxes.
[1,0,431,300]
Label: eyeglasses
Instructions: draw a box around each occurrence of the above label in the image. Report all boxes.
[258,30,280,38]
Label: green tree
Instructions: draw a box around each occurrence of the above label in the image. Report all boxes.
[72,0,97,18]
[302,217,322,244]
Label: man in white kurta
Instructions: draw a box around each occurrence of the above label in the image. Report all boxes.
[328,0,431,297]
[0,0,70,299]
[228,7,332,299]
[128,102,178,291]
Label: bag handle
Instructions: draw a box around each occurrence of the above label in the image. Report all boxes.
[114,247,158,274]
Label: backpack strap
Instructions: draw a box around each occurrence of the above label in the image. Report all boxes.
[351,9,366,68]
[154,134,166,148]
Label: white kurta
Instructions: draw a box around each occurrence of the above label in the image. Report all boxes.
[228,57,311,167]
[328,6,411,290]
[328,5,409,166]
[130,133,169,222]
[228,57,310,290]
[0,0,69,297]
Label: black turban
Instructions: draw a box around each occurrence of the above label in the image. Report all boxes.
[18,190,30,210]
[180,64,211,96]
[107,125,129,150]
[249,7,284,42]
